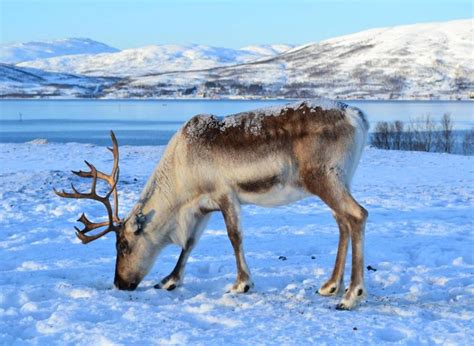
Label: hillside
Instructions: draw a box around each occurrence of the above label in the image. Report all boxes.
[0,64,118,98]
[0,38,119,64]
[1,19,473,99]
[117,19,473,99]
[17,44,294,77]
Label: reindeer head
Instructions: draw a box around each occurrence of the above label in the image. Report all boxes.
[54,131,155,291]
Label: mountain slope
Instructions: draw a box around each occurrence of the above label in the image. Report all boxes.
[18,44,294,77]
[0,64,119,98]
[239,44,296,56]
[0,38,119,64]
[117,19,473,99]
[2,19,473,99]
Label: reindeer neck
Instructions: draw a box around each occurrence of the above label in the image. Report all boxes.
[131,139,200,248]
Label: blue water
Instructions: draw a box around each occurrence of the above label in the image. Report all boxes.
[0,99,473,145]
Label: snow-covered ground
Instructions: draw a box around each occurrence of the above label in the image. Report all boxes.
[0,142,472,344]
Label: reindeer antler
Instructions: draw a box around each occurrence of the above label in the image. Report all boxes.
[54,131,122,244]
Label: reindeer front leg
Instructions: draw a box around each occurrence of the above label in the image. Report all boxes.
[154,239,195,291]
[219,195,253,293]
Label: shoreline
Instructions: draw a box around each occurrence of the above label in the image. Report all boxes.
[1,97,474,102]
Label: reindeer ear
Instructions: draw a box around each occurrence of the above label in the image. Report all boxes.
[136,212,146,224]
[134,211,146,235]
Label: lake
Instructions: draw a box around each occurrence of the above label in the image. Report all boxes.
[0,99,473,145]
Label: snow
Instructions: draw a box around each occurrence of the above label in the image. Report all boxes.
[0,64,118,98]
[119,19,474,100]
[0,142,472,344]
[218,99,353,134]
[239,44,294,56]
[18,44,294,77]
[234,99,348,116]
[3,20,472,99]
[0,38,118,64]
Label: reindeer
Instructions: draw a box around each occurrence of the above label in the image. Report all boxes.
[55,100,369,310]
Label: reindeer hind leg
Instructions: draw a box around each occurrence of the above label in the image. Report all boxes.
[302,171,368,309]
[318,213,350,296]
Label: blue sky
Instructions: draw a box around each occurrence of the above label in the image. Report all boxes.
[0,0,472,49]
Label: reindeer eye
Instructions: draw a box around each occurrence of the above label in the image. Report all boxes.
[117,240,129,254]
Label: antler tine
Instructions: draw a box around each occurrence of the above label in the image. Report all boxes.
[53,187,64,197]
[53,131,122,244]
[108,131,120,223]
[68,133,120,214]
[75,227,115,244]
[70,183,81,195]
[53,187,87,199]
[77,213,91,225]
[90,164,98,195]
[110,166,120,222]
[105,166,120,199]
[77,213,109,233]
[72,163,111,183]
[71,169,89,178]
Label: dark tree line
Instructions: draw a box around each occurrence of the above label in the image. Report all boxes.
[370,113,473,155]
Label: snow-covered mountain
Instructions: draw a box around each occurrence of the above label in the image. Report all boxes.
[18,44,294,77]
[1,19,473,99]
[239,44,297,57]
[0,64,118,98]
[0,38,119,64]
[118,19,473,100]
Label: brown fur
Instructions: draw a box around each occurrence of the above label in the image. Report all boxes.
[237,175,280,193]
[183,102,350,156]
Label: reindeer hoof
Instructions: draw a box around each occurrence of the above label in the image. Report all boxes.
[154,275,181,290]
[154,282,178,291]
[229,280,254,293]
[318,280,343,296]
[335,303,351,311]
[335,285,365,310]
